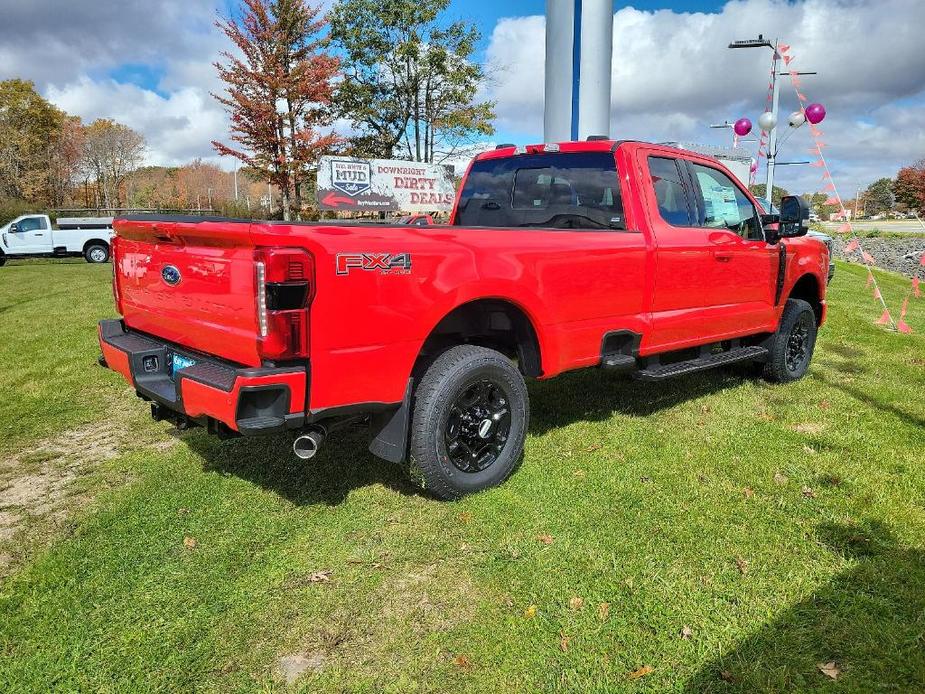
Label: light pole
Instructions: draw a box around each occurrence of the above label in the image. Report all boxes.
[729,35,816,209]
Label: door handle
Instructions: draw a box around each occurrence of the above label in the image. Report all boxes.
[713,251,733,262]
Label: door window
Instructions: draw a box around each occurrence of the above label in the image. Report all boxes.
[17,217,47,232]
[690,164,762,240]
[648,157,695,227]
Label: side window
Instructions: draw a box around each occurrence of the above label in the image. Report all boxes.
[17,217,47,232]
[648,157,695,226]
[691,163,762,240]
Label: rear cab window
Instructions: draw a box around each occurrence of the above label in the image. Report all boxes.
[455,151,624,230]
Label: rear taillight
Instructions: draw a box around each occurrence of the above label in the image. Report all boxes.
[111,236,123,313]
[254,248,314,360]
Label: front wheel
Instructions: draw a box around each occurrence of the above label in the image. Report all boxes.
[0,255,6,267]
[409,345,529,500]
[763,298,818,383]
[85,243,110,263]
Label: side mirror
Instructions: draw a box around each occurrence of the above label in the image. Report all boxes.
[778,195,809,238]
[9,223,20,233]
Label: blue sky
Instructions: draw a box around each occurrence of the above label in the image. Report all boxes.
[2,0,924,196]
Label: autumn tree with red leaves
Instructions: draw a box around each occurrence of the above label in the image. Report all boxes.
[212,0,339,220]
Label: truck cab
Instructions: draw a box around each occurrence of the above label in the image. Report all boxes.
[2,214,54,255]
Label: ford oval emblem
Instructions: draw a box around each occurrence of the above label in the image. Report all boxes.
[161,265,181,286]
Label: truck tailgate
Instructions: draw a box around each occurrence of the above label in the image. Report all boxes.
[114,218,262,367]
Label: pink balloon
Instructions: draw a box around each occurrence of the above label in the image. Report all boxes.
[734,118,752,137]
[805,103,826,125]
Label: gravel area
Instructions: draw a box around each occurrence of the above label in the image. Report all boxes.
[832,236,925,277]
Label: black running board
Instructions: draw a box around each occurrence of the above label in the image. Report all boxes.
[633,345,768,382]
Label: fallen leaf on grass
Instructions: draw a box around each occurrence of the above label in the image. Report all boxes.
[818,400,831,410]
[568,596,584,610]
[680,625,693,639]
[735,557,749,575]
[802,486,817,499]
[307,569,332,583]
[458,511,472,524]
[573,469,587,480]
[817,661,841,680]
[585,444,602,452]
[524,604,537,618]
[773,472,789,486]
[183,536,197,549]
[537,533,554,545]
[559,632,571,652]
[743,487,754,499]
[627,665,653,680]
[598,602,610,621]
[453,654,473,670]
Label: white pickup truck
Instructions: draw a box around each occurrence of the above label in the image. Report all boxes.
[0,214,114,266]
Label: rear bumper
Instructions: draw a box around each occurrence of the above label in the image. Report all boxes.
[98,319,306,435]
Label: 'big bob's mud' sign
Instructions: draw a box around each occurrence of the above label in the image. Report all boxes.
[317,156,456,212]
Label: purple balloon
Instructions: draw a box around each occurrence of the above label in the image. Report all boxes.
[805,103,826,125]
[733,117,753,137]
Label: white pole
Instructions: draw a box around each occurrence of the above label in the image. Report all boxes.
[544,0,613,142]
[765,45,781,209]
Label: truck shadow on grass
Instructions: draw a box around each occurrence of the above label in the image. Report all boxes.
[683,520,925,692]
[183,368,746,506]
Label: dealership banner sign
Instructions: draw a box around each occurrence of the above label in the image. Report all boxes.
[316,156,456,212]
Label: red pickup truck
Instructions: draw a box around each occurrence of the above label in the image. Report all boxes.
[98,139,828,499]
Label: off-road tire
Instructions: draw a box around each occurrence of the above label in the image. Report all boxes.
[409,345,529,500]
[0,254,6,267]
[763,298,818,383]
[85,243,110,263]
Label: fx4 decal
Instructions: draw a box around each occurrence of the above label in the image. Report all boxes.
[336,252,412,276]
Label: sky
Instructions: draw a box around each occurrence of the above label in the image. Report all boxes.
[2,0,924,197]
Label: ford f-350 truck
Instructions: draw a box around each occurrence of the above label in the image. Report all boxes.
[98,139,827,499]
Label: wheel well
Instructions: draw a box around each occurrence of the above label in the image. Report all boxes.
[83,239,109,252]
[415,299,542,377]
[788,274,822,324]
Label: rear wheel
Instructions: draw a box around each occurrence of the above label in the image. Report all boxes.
[409,345,529,499]
[85,243,109,263]
[763,298,818,383]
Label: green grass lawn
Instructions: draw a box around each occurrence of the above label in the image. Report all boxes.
[1,258,923,692]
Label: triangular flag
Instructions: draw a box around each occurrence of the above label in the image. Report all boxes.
[792,77,803,88]
[845,239,860,253]
[824,183,836,191]
[797,92,808,102]
[873,287,882,300]
[778,43,790,52]
[862,251,875,264]
[900,297,909,319]
[897,320,913,334]
[784,55,793,65]
[810,160,825,168]
[822,171,832,180]
[875,310,891,326]
[913,277,921,298]
[788,68,798,77]
[758,151,767,158]
[837,223,851,233]
[920,251,925,266]
[865,273,873,288]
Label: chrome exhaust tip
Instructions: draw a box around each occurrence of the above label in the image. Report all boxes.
[293,427,325,460]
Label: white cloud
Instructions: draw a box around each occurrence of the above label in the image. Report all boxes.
[485,0,925,193]
[46,78,231,168]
